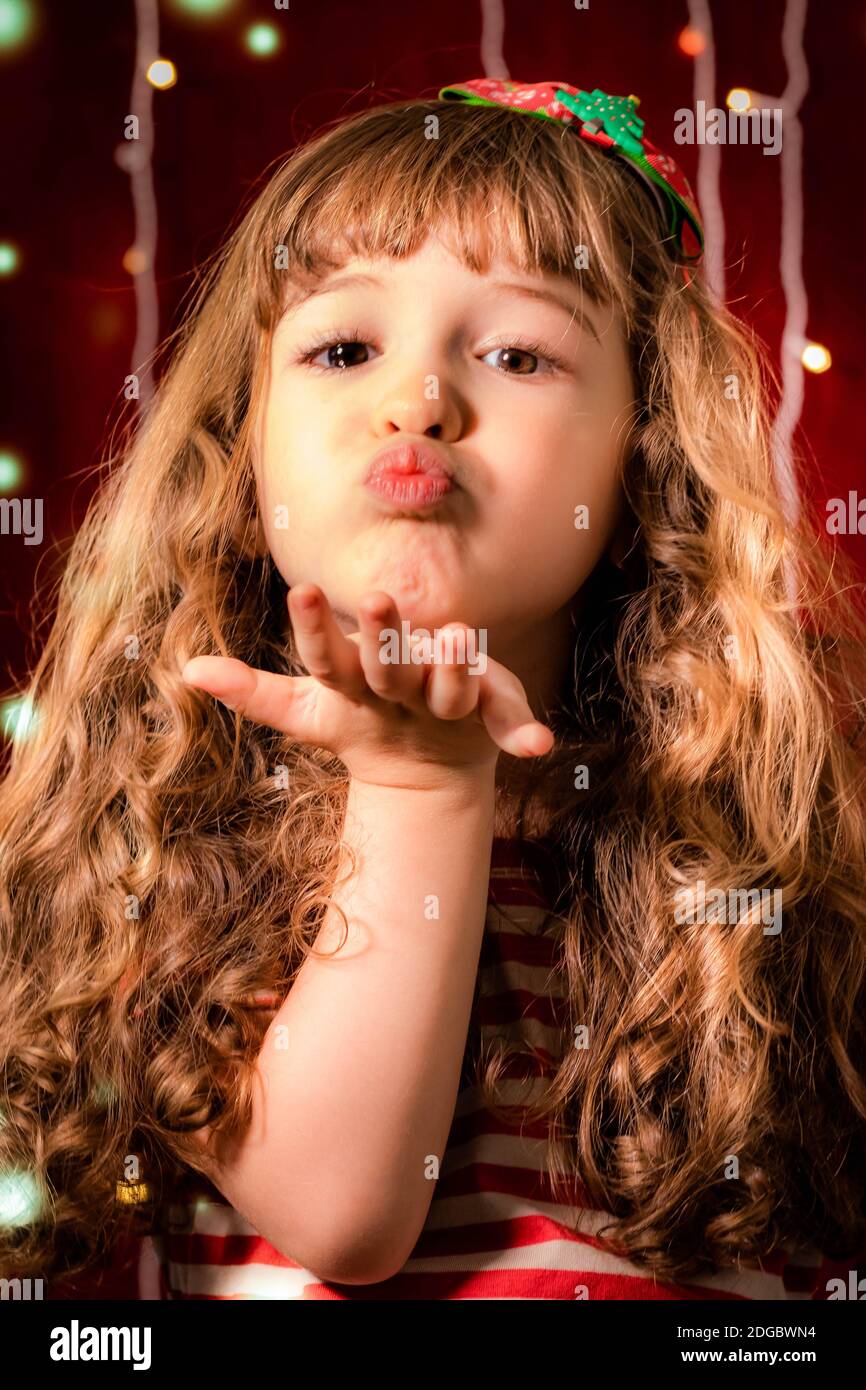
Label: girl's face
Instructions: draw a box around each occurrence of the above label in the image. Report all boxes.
[254,234,635,692]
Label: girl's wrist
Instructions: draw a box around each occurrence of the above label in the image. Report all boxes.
[348,760,497,807]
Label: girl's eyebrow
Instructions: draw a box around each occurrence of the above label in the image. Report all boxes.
[487,280,603,344]
[279,271,603,344]
[280,273,383,323]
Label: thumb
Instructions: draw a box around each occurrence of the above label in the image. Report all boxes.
[182,656,313,738]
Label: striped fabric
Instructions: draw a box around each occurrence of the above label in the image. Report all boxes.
[150,837,858,1301]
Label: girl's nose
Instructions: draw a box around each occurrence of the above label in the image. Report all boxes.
[369,372,463,442]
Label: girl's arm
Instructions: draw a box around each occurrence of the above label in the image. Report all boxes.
[183,582,552,1284]
[195,767,496,1285]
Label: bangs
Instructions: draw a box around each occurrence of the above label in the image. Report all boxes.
[258,100,634,334]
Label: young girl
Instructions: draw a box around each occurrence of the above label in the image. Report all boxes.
[2,77,866,1302]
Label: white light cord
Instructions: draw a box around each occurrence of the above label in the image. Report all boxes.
[770,0,810,538]
[127,0,161,418]
[687,0,726,305]
[480,0,509,79]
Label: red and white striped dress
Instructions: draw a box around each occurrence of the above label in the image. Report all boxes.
[147,837,859,1301]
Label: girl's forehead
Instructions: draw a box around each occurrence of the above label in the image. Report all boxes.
[279,240,614,326]
[273,171,628,322]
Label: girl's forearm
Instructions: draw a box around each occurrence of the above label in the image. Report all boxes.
[206,769,497,1284]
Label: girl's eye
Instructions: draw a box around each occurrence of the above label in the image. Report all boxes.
[303,339,374,371]
[481,345,559,376]
[295,334,564,376]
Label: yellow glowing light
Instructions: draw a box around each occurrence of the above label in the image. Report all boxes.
[726,88,752,113]
[116,1180,152,1205]
[147,58,177,89]
[678,26,707,57]
[123,246,150,276]
[801,343,831,373]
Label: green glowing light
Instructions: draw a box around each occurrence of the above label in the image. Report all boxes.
[0,243,20,275]
[0,450,22,488]
[245,23,280,56]
[0,1168,43,1227]
[0,0,34,50]
[1,696,38,743]
[173,0,235,14]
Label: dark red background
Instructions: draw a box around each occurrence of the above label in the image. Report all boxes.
[2,0,864,1296]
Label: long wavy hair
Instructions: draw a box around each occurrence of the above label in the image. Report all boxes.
[2,95,866,1286]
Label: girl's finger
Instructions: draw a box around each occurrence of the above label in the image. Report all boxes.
[424,625,479,721]
[475,664,556,758]
[288,584,368,701]
[181,655,313,736]
[356,592,428,705]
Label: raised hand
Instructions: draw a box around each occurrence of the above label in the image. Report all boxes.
[181,583,555,791]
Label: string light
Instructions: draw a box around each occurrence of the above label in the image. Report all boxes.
[770,0,810,545]
[801,342,831,373]
[146,57,177,89]
[122,0,161,419]
[687,1,726,304]
[678,26,707,56]
[726,87,752,112]
[122,246,150,276]
[480,0,508,80]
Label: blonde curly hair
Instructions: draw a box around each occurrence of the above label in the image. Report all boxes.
[2,96,865,1285]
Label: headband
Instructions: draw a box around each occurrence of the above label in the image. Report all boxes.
[437,79,704,266]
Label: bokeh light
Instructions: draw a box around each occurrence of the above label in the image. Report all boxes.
[0,449,23,490]
[1,695,39,743]
[0,242,21,275]
[123,246,150,276]
[726,88,752,113]
[244,23,281,57]
[171,0,236,14]
[0,0,35,53]
[90,301,126,346]
[0,1167,43,1227]
[116,1179,152,1205]
[677,26,707,57]
[801,342,832,373]
[146,58,177,90]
